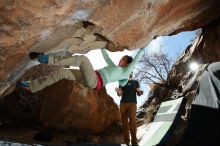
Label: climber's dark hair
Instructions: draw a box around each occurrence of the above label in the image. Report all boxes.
[125,55,133,64]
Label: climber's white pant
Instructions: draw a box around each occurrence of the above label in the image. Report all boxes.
[29,54,97,92]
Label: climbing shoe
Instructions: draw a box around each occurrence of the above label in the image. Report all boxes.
[29,52,49,63]
[38,54,49,63]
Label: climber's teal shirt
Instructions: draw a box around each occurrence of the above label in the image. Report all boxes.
[98,48,144,87]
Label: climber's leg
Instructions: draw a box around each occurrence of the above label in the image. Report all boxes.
[28,68,76,92]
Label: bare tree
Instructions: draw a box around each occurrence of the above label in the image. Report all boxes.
[134,47,173,87]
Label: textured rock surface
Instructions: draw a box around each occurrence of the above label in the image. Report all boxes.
[1,0,220,145]
[1,0,220,82]
[24,65,121,133]
[40,80,120,133]
[0,65,122,144]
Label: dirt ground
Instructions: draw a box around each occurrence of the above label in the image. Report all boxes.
[0,125,123,146]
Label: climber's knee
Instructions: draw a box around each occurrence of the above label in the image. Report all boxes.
[56,68,76,81]
[80,55,90,63]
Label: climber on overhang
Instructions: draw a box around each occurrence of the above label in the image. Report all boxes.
[17,48,144,92]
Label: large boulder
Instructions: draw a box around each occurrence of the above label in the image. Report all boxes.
[39,79,120,133]
[0,65,121,134]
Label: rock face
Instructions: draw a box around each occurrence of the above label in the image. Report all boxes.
[138,19,220,146]
[40,80,120,133]
[1,0,220,82]
[1,0,220,145]
[168,19,220,88]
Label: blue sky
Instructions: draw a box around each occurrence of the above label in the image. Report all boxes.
[146,31,197,59]
[85,30,197,107]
